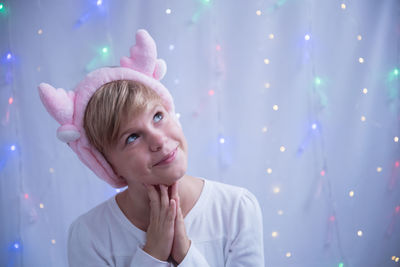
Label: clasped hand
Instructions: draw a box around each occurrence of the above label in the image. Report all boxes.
[143,183,191,264]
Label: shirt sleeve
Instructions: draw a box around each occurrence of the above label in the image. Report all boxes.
[68,219,171,267]
[225,189,265,267]
[177,242,210,267]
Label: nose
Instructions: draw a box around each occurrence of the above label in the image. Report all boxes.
[148,130,166,152]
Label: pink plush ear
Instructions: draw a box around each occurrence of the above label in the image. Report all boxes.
[38,83,75,125]
[153,59,167,80]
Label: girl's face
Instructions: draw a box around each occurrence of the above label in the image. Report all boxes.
[105,101,188,187]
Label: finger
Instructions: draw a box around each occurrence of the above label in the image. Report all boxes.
[160,185,169,210]
[146,185,160,217]
[170,182,178,200]
[168,199,177,223]
[176,196,184,222]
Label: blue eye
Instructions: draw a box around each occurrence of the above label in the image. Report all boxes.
[153,112,163,123]
[126,134,139,145]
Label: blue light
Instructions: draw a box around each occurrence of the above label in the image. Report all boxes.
[10,145,16,151]
[96,0,102,6]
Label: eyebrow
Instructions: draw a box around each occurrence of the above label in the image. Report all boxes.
[117,103,163,143]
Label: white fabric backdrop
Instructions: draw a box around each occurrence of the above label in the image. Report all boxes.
[0,0,399,266]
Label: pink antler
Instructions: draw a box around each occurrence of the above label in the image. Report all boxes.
[120,29,166,80]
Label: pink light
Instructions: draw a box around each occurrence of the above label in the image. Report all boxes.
[329,215,335,222]
[216,45,221,51]
[395,206,400,213]
[24,194,29,199]
[320,170,326,176]
[395,161,399,168]
[8,97,13,105]
[208,90,215,96]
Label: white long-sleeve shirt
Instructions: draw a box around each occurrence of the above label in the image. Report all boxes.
[68,179,264,266]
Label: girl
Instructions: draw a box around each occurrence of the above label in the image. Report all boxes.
[39,29,264,266]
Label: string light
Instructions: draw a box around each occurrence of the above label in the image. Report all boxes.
[96,0,102,6]
[277,210,284,215]
[51,239,56,244]
[377,167,382,172]
[8,97,13,104]
[314,77,322,86]
[273,187,280,194]
[39,203,44,209]
[264,58,270,64]
[286,252,292,258]
[176,113,181,119]
[262,126,268,133]
[395,161,399,168]
[49,168,54,173]
[10,145,16,151]
[271,231,279,238]
[358,57,364,63]
[357,35,362,41]
[360,116,366,122]
[13,242,20,250]
[6,52,13,61]
[37,29,43,35]
[219,138,225,144]
[320,170,326,176]
[362,88,368,94]
[273,105,279,111]
[357,230,363,237]
[0,3,3,11]
[256,10,262,16]
[349,190,354,197]
[312,123,317,130]
[169,44,175,51]
[101,47,109,55]
[267,168,272,174]
[338,262,344,267]
[216,45,221,51]
[304,34,311,41]
[280,146,286,152]
[264,82,271,88]
[208,90,215,96]
[268,33,274,39]
[165,8,171,14]
[341,3,346,9]
[24,194,29,199]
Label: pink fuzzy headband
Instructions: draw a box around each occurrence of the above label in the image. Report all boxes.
[38,29,175,188]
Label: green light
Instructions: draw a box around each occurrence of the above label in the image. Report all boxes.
[101,47,109,54]
[0,3,3,10]
[394,68,399,76]
[338,262,344,267]
[314,77,322,86]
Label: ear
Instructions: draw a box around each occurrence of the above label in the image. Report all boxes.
[153,59,167,80]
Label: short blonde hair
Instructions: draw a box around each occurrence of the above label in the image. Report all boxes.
[84,80,162,154]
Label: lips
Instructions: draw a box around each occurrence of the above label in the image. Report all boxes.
[153,147,178,167]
